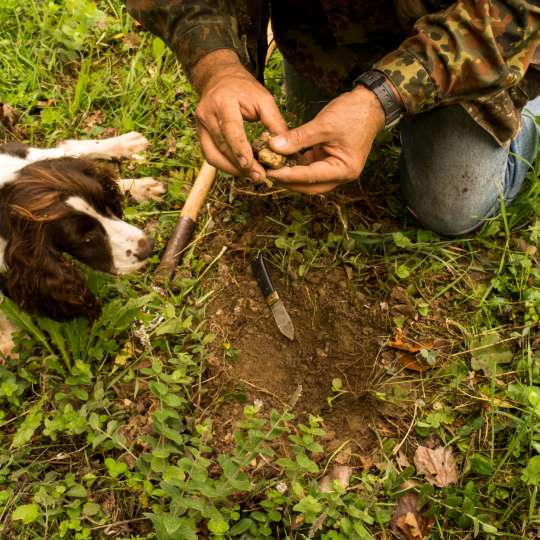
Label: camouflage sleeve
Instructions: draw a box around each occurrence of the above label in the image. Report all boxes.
[374,0,540,114]
[124,1,245,79]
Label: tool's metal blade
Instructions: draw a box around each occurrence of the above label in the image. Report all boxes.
[270,299,295,340]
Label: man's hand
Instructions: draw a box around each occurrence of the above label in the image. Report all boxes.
[267,86,385,194]
[192,49,288,182]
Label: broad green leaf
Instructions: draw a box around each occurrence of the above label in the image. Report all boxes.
[229,518,253,535]
[104,458,128,478]
[481,523,498,534]
[12,503,39,524]
[527,386,540,416]
[396,264,410,279]
[67,484,87,498]
[522,455,540,485]
[11,399,44,449]
[149,512,198,540]
[393,231,413,249]
[152,37,166,64]
[154,318,184,336]
[293,495,323,515]
[470,453,493,476]
[82,502,101,516]
[470,331,513,376]
[207,518,229,534]
[296,452,319,473]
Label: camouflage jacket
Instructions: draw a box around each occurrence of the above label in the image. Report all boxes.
[125,0,540,146]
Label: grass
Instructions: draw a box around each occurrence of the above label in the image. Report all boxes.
[0,1,540,538]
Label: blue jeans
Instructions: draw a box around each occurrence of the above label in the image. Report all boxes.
[400,101,539,235]
[283,61,540,236]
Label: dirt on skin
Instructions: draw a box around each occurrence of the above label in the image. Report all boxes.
[204,255,399,459]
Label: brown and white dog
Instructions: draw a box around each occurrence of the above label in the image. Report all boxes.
[0,132,166,356]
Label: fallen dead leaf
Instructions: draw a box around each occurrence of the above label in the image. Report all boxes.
[0,103,20,130]
[122,32,141,49]
[391,492,435,540]
[335,444,352,465]
[102,127,119,138]
[388,328,434,354]
[319,465,353,493]
[83,110,106,132]
[397,351,431,372]
[165,132,177,156]
[414,446,457,488]
[396,450,410,469]
[359,453,376,470]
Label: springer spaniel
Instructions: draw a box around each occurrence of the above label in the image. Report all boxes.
[0,132,166,357]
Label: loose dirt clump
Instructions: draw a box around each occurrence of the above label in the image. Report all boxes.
[204,258,396,458]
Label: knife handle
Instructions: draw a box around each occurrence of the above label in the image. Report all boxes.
[251,253,276,299]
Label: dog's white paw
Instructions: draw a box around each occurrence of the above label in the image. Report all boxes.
[119,177,167,203]
[58,132,150,161]
[106,131,149,160]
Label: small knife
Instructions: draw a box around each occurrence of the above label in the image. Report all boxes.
[251,254,295,340]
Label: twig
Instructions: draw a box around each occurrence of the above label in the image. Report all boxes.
[233,187,288,197]
[239,378,288,407]
[392,400,418,456]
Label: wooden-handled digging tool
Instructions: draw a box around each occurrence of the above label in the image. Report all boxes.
[153,25,275,284]
[153,160,217,283]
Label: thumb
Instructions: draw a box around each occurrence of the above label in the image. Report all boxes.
[269,119,323,155]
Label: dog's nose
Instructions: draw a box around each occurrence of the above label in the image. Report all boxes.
[134,236,154,260]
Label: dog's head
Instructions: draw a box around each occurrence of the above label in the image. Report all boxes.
[0,157,153,320]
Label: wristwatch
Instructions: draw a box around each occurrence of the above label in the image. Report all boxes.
[353,70,404,128]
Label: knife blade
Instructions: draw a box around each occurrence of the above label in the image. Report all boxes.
[251,254,295,340]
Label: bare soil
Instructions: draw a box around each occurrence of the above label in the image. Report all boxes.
[204,253,397,458]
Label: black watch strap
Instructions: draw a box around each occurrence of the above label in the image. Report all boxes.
[353,70,403,128]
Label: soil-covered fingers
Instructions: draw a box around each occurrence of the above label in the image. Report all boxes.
[268,157,357,184]
[198,119,267,182]
[218,105,255,171]
[277,181,342,194]
[198,128,240,175]
[218,109,267,181]
[258,95,289,137]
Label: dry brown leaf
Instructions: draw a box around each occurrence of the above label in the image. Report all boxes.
[359,453,376,470]
[414,446,457,487]
[388,328,434,354]
[83,110,106,132]
[319,465,353,493]
[396,450,410,469]
[165,132,177,156]
[397,351,431,372]
[0,103,20,130]
[122,32,141,49]
[391,492,435,540]
[335,445,352,465]
[102,127,119,138]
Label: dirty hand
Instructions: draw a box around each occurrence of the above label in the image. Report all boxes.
[267,86,385,194]
[193,49,288,182]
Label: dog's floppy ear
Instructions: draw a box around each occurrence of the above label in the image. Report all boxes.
[74,159,123,218]
[4,217,100,321]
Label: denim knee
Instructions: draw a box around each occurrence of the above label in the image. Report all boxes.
[400,104,537,236]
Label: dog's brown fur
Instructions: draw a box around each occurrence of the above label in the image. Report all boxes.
[0,157,124,320]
